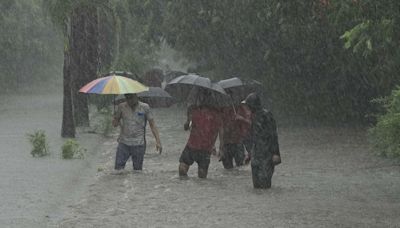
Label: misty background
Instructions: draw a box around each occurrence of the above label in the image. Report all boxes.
[2,1,399,123]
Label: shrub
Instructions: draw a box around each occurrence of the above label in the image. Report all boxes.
[27,130,49,157]
[369,86,400,157]
[61,139,86,159]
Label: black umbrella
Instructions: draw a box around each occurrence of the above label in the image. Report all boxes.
[138,87,174,108]
[164,70,186,83]
[218,77,264,104]
[165,74,229,107]
[218,77,245,89]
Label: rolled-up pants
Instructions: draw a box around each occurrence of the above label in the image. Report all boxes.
[115,143,145,170]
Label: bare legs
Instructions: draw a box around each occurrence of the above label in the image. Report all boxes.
[179,162,208,178]
[179,162,189,178]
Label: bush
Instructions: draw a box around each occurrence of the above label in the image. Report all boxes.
[27,130,49,157]
[369,86,400,157]
[61,139,86,159]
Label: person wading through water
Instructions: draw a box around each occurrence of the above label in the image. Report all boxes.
[219,102,252,169]
[242,92,281,188]
[112,93,162,173]
[179,88,223,179]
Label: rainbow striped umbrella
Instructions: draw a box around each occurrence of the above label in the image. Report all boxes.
[79,75,148,94]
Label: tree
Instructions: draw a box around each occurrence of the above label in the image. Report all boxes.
[70,4,99,127]
[61,20,75,138]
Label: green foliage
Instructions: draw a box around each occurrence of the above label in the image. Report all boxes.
[369,86,400,157]
[156,0,400,122]
[0,0,63,93]
[27,130,49,157]
[61,139,86,159]
[110,0,161,75]
[5,0,400,124]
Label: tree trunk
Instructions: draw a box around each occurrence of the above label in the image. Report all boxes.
[98,8,115,73]
[70,5,99,127]
[61,21,75,138]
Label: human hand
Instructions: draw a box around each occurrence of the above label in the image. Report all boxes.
[112,118,119,127]
[183,122,190,131]
[244,153,251,165]
[234,114,243,121]
[272,154,281,165]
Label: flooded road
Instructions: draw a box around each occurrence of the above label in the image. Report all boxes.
[59,107,400,227]
[0,94,104,227]
[1,93,399,227]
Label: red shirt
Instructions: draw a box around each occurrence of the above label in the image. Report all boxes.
[187,106,222,152]
[222,105,252,144]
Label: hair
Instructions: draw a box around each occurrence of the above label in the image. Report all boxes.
[244,92,262,111]
[124,93,137,99]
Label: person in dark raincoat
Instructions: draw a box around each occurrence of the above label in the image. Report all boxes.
[242,92,281,189]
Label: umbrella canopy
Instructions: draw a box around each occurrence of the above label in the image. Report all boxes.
[217,77,263,105]
[165,70,186,83]
[79,75,148,94]
[165,74,229,107]
[218,77,244,90]
[186,86,230,107]
[165,74,226,97]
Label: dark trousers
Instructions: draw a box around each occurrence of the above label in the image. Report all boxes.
[221,143,245,169]
[251,159,275,189]
[115,143,145,170]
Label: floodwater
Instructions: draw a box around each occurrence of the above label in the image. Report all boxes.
[1,93,400,228]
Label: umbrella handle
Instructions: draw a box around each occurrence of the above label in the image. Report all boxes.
[229,95,237,115]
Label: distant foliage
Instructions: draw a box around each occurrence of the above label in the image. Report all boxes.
[61,139,86,159]
[27,130,49,157]
[369,86,400,157]
[0,0,63,93]
[159,0,400,122]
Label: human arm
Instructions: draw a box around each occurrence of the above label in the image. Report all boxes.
[235,113,251,125]
[148,119,162,154]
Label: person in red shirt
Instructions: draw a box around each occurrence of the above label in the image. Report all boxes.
[179,90,223,179]
[219,103,252,169]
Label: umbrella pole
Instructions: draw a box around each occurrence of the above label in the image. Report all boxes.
[232,102,237,115]
[229,95,237,115]
[113,95,115,114]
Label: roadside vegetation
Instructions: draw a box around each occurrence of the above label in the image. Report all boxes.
[369,86,400,158]
[61,139,86,159]
[27,130,50,157]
